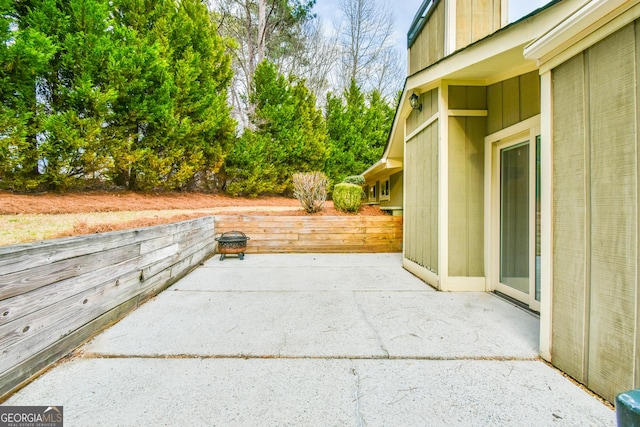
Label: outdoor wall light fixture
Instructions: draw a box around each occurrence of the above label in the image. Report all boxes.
[409,93,422,112]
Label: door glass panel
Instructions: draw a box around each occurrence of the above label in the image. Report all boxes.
[500,142,529,294]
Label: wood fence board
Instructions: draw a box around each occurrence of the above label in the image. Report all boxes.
[0,269,143,373]
[0,244,142,300]
[0,256,142,326]
[0,217,215,398]
[213,215,402,254]
[0,296,140,399]
[0,217,214,273]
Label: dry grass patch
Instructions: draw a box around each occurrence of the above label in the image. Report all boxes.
[0,191,386,246]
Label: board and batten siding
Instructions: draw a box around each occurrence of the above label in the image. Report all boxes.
[405,89,439,275]
[407,89,439,135]
[455,0,502,51]
[409,0,446,75]
[448,116,485,277]
[0,217,215,399]
[551,22,640,403]
[487,71,540,135]
[447,85,486,277]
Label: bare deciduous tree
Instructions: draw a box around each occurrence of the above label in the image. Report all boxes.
[283,18,339,106]
[211,0,316,128]
[336,0,403,99]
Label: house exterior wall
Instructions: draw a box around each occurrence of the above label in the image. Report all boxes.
[409,0,446,75]
[405,89,440,276]
[384,172,403,206]
[551,21,640,403]
[366,181,379,204]
[448,116,485,277]
[407,89,439,135]
[455,0,502,50]
[381,171,403,208]
[487,71,540,135]
[447,86,486,277]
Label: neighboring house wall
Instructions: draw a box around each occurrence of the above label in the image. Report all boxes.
[405,89,439,277]
[383,172,403,208]
[551,21,639,403]
[367,181,379,203]
[409,0,446,75]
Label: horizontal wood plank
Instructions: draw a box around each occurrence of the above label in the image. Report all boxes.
[0,217,215,397]
[214,215,402,254]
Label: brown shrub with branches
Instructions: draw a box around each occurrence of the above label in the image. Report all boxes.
[292,172,328,213]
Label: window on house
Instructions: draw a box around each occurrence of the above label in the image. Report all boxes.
[369,185,377,201]
[380,179,390,201]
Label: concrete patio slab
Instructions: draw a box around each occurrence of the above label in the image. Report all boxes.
[3,253,615,426]
[82,289,538,359]
[5,358,613,426]
[173,264,430,292]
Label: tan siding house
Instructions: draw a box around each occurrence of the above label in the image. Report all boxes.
[525,0,640,404]
[363,0,640,403]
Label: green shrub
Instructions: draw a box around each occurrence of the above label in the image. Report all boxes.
[333,183,362,213]
[342,175,365,186]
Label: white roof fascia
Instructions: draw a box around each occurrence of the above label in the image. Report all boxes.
[362,159,386,179]
[362,90,411,180]
[362,157,403,181]
[525,0,640,70]
[363,0,585,179]
[406,0,587,92]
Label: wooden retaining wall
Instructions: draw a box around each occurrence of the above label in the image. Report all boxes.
[0,217,215,399]
[214,215,403,253]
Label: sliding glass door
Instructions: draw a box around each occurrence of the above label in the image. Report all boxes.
[493,135,540,311]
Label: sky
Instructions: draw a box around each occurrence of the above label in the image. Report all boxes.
[313,0,553,50]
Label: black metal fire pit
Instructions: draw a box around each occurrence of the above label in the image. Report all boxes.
[214,231,250,261]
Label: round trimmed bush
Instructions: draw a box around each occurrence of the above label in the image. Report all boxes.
[342,175,365,186]
[333,183,362,213]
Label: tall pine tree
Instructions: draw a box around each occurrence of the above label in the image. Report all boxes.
[106,0,175,190]
[166,0,236,190]
[224,60,327,196]
[0,0,57,189]
[324,80,393,185]
[40,0,117,188]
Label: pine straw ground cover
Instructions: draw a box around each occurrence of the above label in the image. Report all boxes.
[0,192,385,246]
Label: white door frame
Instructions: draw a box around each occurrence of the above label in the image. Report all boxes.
[485,116,541,312]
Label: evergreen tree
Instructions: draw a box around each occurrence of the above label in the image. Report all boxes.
[167,0,236,190]
[105,0,236,191]
[40,0,117,188]
[0,0,57,189]
[324,80,393,185]
[225,60,327,196]
[106,0,175,190]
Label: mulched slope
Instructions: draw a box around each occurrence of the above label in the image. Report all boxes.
[0,192,387,239]
[0,192,300,215]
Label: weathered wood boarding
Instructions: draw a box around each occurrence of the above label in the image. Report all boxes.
[214,215,402,254]
[0,217,216,399]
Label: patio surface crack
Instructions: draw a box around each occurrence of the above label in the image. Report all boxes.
[352,292,389,358]
[350,360,365,427]
[75,351,540,361]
